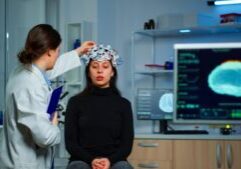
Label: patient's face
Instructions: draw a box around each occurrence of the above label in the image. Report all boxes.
[89,60,114,88]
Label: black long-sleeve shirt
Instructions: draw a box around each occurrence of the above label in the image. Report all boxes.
[64,87,134,165]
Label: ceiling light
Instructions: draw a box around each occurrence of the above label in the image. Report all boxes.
[208,0,241,6]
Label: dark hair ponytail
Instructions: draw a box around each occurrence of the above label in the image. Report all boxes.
[18,24,61,64]
[18,50,37,64]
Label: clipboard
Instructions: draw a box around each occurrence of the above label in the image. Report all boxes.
[47,86,63,120]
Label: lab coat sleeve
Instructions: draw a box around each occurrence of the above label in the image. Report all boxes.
[47,50,82,79]
[13,87,61,148]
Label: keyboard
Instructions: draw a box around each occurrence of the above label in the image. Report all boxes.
[164,130,209,135]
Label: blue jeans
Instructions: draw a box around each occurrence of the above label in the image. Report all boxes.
[66,160,133,169]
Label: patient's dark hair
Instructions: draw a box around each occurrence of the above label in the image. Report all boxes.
[18,24,61,64]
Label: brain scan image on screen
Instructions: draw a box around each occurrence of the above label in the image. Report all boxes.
[175,43,241,122]
[208,61,241,97]
[159,93,173,113]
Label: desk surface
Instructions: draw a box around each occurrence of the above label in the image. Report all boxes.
[135,133,241,140]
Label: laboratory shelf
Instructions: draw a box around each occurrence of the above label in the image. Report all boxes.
[135,70,173,75]
[134,23,241,37]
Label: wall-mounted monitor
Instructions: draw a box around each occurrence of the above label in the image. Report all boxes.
[174,43,241,124]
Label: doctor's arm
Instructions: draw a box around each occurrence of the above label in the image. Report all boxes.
[47,41,95,79]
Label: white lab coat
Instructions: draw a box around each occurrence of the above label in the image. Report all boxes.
[0,50,81,169]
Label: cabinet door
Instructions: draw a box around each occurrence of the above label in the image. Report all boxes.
[128,139,172,169]
[173,140,195,169]
[206,141,225,169]
[173,140,225,169]
[224,141,241,169]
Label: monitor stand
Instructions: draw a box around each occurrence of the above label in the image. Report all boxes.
[159,120,209,134]
[159,120,168,134]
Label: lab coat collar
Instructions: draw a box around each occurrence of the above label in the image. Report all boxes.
[32,64,51,87]
[25,64,52,90]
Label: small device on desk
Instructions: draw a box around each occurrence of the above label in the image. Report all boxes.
[220,124,232,135]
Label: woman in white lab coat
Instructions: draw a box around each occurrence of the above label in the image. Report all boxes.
[0,24,95,169]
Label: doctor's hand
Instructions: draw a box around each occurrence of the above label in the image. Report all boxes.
[75,41,96,56]
[51,112,59,125]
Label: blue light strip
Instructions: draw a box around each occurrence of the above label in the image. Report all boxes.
[179,29,191,33]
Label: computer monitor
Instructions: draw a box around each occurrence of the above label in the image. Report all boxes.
[174,43,241,124]
[136,88,173,132]
[136,88,173,120]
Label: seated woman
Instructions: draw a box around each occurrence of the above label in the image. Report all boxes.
[65,45,134,169]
